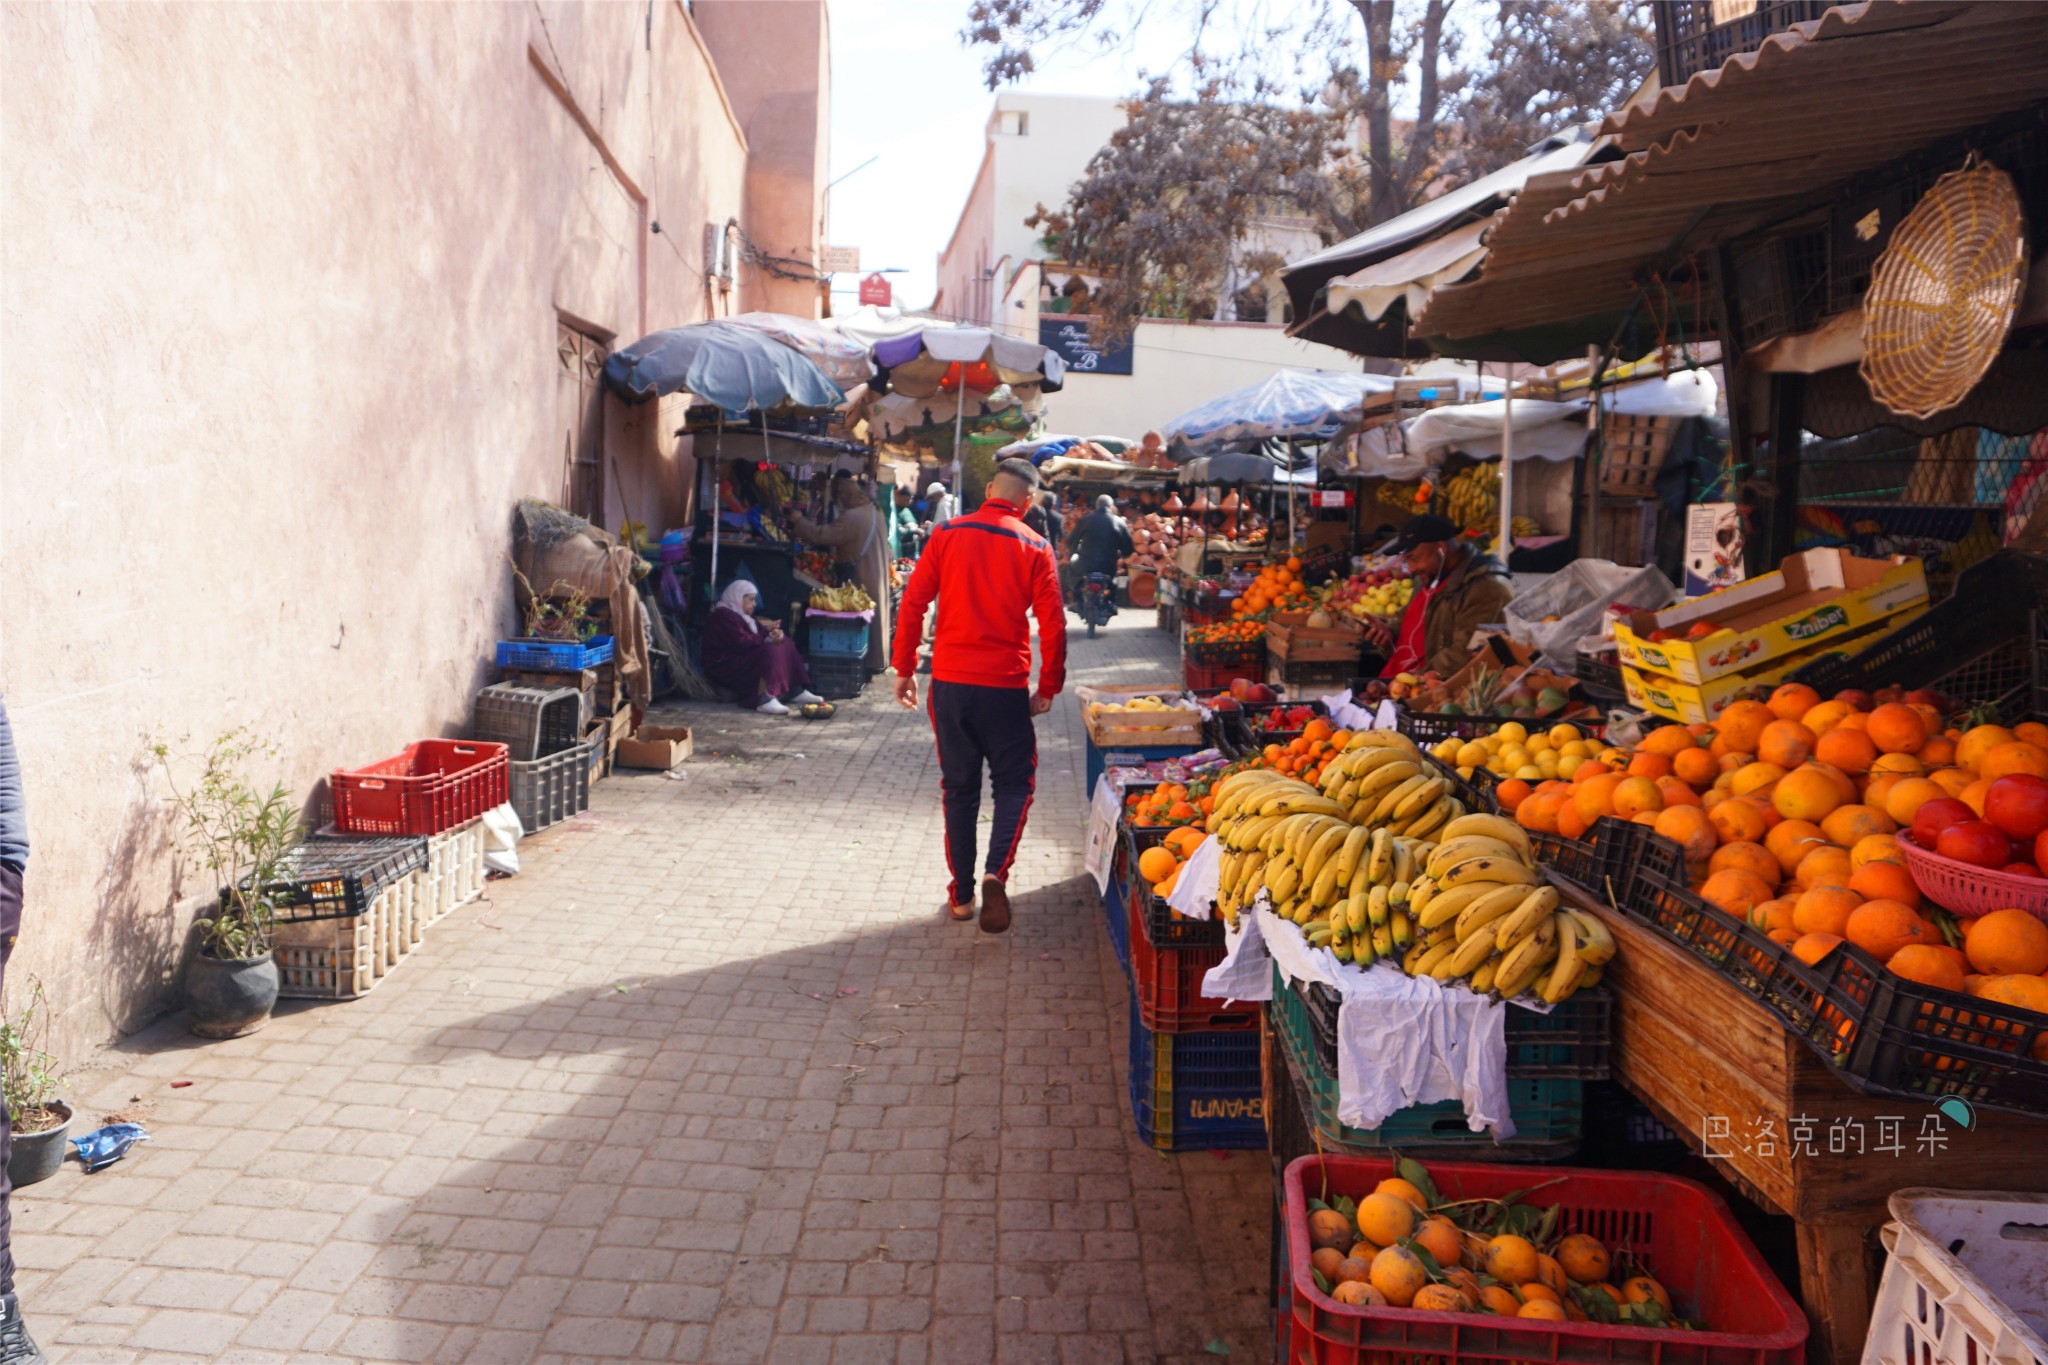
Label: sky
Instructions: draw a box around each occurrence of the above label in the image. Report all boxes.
[823,0,1229,312]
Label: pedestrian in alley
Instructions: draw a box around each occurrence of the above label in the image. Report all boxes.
[0,696,43,1365]
[892,459,1067,933]
[1062,493,1133,608]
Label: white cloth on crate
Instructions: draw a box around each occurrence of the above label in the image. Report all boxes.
[1200,907,1275,1004]
[1164,835,1221,921]
[1246,907,1516,1139]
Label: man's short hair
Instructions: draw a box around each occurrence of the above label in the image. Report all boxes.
[993,458,1042,489]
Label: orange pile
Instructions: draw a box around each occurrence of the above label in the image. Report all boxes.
[1126,780,1211,829]
[1137,826,1208,900]
[1186,619,1264,647]
[1259,718,1351,786]
[1231,557,1311,618]
[1503,683,2048,1032]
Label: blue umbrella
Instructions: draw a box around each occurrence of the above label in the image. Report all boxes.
[1162,368,1395,460]
[602,319,847,417]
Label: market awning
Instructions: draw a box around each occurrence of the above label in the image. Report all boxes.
[1324,219,1492,325]
[1413,1,2048,361]
[1280,132,1606,357]
[1161,369,1396,459]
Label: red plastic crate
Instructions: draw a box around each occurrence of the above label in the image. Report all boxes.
[1184,656,1263,693]
[1281,1155,1807,1365]
[332,741,509,837]
[1128,894,1256,1033]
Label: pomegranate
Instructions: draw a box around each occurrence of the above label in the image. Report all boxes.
[1984,774,2048,841]
[1911,797,1977,847]
[1936,820,2013,869]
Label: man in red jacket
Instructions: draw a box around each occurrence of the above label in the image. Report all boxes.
[893,459,1068,933]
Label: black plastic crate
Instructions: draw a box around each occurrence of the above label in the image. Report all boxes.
[1420,750,1495,816]
[1297,978,1611,1081]
[808,653,866,701]
[1124,827,1225,950]
[1528,816,1641,903]
[472,683,582,762]
[1574,649,1625,702]
[1623,827,2048,1119]
[1395,703,1606,747]
[1790,550,2048,717]
[239,836,428,923]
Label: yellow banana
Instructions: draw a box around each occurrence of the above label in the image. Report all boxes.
[1351,761,1421,809]
[1414,881,1488,932]
[1301,823,1351,882]
[1367,884,1390,928]
[1411,938,1459,978]
[1309,857,1344,909]
[1393,776,1447,824]
[1344,886,1369,936]
[1494,940,1555,1000]
[1373,920,1395,957]
[1561,907,1617,966]
[1345,731,1420,754]
[1369,774,1431,826]
[1267,856,1300,904]
[1540,916,1585,1003]
[1403,796,1456,841]
[1439,813,1533,863]
[1442,919,1502,978]
[1333,827,1371,886]
[1436,855,1541,891]
[1454,883,1530,943]
[1468,959,1499,994]
[1494,885,1562,950]
[1390,908,1413,948]
[1495,913,1561,988]
[1365,828,1393,884]
[1427,836,1526,881]
[1389,839,1416,887]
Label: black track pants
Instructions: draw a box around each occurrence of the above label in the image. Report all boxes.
[927,681,1037,906]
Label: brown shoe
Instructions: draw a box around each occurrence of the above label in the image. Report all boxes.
[979,877,1011,934]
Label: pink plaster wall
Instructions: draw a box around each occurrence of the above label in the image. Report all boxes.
[934,149,996,324]
[694,0,831,319]
[0,0,784,1059]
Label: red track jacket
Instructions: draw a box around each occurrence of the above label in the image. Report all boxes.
[892,496,1067,698]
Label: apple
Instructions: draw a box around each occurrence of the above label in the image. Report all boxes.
[1911,797,1977,847]
[2003,862,2044,879]
[2034,827,2048,871]
[1903,688,1947,711]
[1833,690,1873,710]
[1937,820,2013,869]
[1984,774,2048,841]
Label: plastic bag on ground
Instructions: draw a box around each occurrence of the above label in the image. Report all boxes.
[480,802,522,875]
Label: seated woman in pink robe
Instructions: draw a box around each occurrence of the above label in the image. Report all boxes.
[700,581,821,715]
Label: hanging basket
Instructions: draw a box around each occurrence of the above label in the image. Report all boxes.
[1859,160,2029,421]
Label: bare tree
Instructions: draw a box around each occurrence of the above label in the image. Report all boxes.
[968,0,1652,340]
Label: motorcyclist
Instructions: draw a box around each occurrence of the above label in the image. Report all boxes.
[1064,494,1133,611]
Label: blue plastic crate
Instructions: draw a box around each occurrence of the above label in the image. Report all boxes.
[495,635,615,672]
[806,615,871,659]
[1126,992,1265,1152]
[1104,861,1131,981]
[1269,964,1581,1157]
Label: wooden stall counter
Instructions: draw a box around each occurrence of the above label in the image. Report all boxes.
[1570,885,2048,1365]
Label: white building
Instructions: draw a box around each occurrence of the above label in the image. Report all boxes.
[935,92,1369,438]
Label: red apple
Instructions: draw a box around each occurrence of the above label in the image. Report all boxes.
[2003,862,2044,879]
[1911,797,1977,847]
[1834,689,1873,711]
[2034,827,2048,871]
[1937,820,2013,869]
[1984,774,2048,841]
[1903,688,1947,711]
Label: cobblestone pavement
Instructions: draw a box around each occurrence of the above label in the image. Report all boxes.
[18,612,1271,1364]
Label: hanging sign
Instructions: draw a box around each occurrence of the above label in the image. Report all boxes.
[858,273,892,306]
[820,245,861,273]
[1038,318,1134,376]
[1310,490,1352,508]
[1684,502,1745,597]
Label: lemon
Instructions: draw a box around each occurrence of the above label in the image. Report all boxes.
[1549,724,1581,745]
[1515,764,1544,781]
[1456,742,1488,768]
[1526,735,1552,753]
[1496,721,1529,744]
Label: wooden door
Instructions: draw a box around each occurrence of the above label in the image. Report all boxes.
[556,323,607,522]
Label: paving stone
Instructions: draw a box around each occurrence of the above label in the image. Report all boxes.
[6,620,1268,1360]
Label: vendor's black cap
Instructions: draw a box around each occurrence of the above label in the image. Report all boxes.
[1391,513,1459,551]
[995,457,1042,488]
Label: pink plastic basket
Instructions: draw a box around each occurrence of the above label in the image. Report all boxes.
[1895,831,2048,923]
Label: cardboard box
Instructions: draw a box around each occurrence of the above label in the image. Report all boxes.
[1620,607,1927,724]
[616,724,694,771]
[1264,610,1366,665]
[1614,550,1928,685]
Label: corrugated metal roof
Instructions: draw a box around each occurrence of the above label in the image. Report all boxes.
[1415,1,2048,359]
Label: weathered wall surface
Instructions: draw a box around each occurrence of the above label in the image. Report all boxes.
[0,0,782,1060]
[695,0,831,319]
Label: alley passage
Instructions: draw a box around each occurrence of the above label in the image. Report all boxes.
[17,615,1269,1365]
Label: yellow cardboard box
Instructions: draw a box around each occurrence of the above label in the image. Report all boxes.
[1619,606,1927,724]
[1614,550,1927,685]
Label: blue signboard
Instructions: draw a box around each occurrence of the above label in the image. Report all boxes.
[1039,318,1134,376]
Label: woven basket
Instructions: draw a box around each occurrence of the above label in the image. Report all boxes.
[1860,161,2029,421]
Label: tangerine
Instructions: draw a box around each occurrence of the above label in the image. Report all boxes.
[1883,777,1947,826]
[1710,840,1782,887]
[1483,1235,1539,1286]
[1848,859,1921,909]
[1867,703,1929,755]
[1850,833,1904,869]
[1957,724,2016,773]
[1792,932,1845,965]
[1821,804,1895,846]
[1574,772,1628,824]
[1710,797,1770,845]
[1701,868,1775,918]
[1793,884,1861,937]
[1750,897,1797,934]
[1654,807,1716,864]
[1774,766,1843,822]
[1887,944,1968,991]
[1769,683,1822,721]
[1963,909,2048,976]
[1715,701,1774,754]
[1672,747,1719,789]
[1612,776,1664,819]
[1870,752,1927,779]
[1627,751,1673,781]
[1795,844,1854,889]
[1801,699,1855,734]
[1369,1245,1429,1307]
[1355,1192,1418,1248]
[1554,1234,1609,1284]
[1519,1300,1568,1321]
[1981,741,2048,781]
[1412,1284,1470,1312]
[1730,762,1787,799]
[1758,720,1818,769]
[1845,899,1937,960]
[1657,776,1703,809]
[1374,1177,1429,1211]
[1765,819,1829,877]
[1333,1280,1388,1307]
[1815,726,1879,775]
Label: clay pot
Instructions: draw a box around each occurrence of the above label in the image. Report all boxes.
[186,951,279,1039]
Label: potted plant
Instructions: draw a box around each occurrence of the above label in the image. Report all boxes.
[1,978,70,1187]
[153,730,301,1037]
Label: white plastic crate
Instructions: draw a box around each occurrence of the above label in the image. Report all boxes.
[273,871,416,999]
[423,819,485,924]
[1862,1189,2048,1365]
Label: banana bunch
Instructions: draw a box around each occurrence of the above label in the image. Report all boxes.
[1314,732,1465,841]
[809,584,875,612]
[1400,815,1618,1001]
[1443,463,1500,536]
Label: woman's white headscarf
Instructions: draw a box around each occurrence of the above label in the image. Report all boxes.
[715,580,761,634]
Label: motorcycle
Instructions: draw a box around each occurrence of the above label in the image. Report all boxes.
[1078,572,1116,638]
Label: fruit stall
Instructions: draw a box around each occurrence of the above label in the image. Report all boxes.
[1091,543,2048,1365]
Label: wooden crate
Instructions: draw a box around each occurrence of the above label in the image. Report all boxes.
[1263,612,1366,666]
[1581,887,2048,1365]
[1077,685,1205,748]
[1598,412,1674,497]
